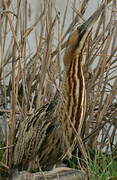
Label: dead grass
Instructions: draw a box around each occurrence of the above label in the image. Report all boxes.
[0,0,116,172]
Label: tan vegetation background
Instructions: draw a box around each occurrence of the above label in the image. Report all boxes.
[0,0,117,170]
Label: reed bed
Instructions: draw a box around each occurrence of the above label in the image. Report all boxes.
[0,0,117,177]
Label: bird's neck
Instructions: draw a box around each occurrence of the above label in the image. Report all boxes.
[57,52,86,142]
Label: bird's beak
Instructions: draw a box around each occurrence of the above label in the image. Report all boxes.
[77,0,112,38]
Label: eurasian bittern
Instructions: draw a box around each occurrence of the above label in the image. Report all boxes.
[12,1,112,172]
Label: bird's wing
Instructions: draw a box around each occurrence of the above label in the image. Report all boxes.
[13,103,54,165]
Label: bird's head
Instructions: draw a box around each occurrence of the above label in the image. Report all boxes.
[63,1,109,67]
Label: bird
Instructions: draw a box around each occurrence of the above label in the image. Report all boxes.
[12,1,111,172]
